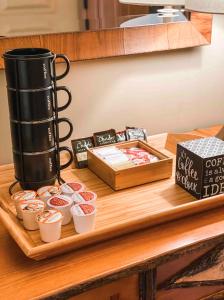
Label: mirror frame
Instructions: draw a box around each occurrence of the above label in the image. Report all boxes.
[0,12,212,69]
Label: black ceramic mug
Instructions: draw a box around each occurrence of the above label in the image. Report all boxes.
[13,146,73,190]
[3,48,70,89]
[10,117,73,152]
[7,85,72,122]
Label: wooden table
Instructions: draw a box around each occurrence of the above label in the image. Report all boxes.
[1,126,224,300]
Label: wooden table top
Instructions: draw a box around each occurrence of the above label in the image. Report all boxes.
[1,125,224,300]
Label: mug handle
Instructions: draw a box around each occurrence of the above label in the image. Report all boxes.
[57,117,73,142]
[56,86,72,112]
[59,146,73,170]
[54,54,70,81]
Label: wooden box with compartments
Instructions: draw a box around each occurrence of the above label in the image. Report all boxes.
[87,140,173,190]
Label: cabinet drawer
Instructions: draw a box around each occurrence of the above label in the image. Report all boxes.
[69,274,139,300]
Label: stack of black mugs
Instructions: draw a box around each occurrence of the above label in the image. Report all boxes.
[3,48,73,191]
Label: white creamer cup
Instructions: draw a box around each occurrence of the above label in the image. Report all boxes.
[47,195,73,225]
[71,204,96,234]
[60,182,85,197]
[37,185,61,203]
[20,200,45,231]
[36,210,63,243]
[72,191,97,206]
[11,190,36,219]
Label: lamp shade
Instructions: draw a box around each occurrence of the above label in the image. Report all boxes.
[185,0,224,14]
[119,0,185,6]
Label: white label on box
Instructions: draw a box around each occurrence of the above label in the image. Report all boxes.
[76,152,87,162]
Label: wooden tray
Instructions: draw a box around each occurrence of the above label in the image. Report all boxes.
[1,147,224,260]
[88,140,173,190]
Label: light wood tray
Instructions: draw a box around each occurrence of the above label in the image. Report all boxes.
[1,147,224,260]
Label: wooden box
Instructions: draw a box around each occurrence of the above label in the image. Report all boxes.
[87,140,173,190]
[176,137,224,199]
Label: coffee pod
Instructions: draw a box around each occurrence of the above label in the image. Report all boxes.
[20,200,45,230]
[37,185,61,203]
[36,209,63,243]
[70,203,96,234]
[72,191,97,206]
[11,190,36,219]
[61,182,85,197]
[47,195,73,225]
[17,200,32,220]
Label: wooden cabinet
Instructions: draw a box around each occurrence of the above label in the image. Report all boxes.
[69,246,224,300]
[69,275,139,300]
[1,127,224,300]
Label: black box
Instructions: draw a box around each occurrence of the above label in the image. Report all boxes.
[176,137,224,199]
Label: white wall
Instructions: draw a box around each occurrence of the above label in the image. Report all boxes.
[1,15,224,164]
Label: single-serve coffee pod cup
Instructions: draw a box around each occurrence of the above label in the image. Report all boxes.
[17,200,32,220]
[36,209,63,243]
[20,200,45,230]
[11,190,36,219]
[60,182,85,197]
[37,185,61,203]
[47,195,73,225]
[72,191,97,206]
[71,203,96,234]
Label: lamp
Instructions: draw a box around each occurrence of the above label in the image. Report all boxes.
[120,0,185,5]
[185,0,224,14]
[119,0,186,20]
[185,0,224,140]
[123,0,224,11]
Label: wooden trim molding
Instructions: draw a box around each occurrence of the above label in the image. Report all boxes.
[139,270,157,300]
[146,269,157,300]
[0,12,212,69]
[191,12,212,42]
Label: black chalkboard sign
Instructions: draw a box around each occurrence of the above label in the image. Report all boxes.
[176,137,224,199]
[116,131,127,142]
[71,136,94,168]
[126,127,147,141]
[93,129,117,146]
